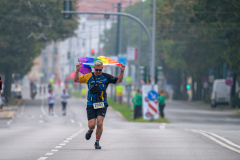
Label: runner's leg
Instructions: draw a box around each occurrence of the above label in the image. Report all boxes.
[88,118,96,130]
[96,115,104,139]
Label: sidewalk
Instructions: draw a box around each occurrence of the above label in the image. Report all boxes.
[0,111,14,119]
[0,102,20,119]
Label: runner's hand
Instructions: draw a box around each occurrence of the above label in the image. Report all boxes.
[120,63,125,72]
[76,62,81,72]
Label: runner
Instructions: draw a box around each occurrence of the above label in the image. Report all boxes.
[74,60,125,149]
[61,89,69,116]
[48,90,55,116]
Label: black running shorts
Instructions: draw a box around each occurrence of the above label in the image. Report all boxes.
[86,103,108,121]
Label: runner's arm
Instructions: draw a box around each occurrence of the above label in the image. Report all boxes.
[74,62,81,83]
[117,63,125,83]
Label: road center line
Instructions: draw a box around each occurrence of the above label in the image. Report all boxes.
[51,149,58,152]
[159,123,166,129]
[41,97,46,115]
[189,129,240,154]
[21,101,27,115]
[195,129,240,149]
[70,119,75,123]
[55,146,62,149]
[45,153,53,156]
[59,143,66,145]
[78,122,83,128]
[37,157,48,160]
[7,120,13,125]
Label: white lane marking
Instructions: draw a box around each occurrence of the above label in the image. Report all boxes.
[41,97,46,115]
[70,119,75,123]
[7,120,13,125]
[39,120,44,123]
[55,146,62,149]
[45,153,53,156]
[21,104,25,115]
[51,149,58,152]
[159,123,166,129]
[67,138,72,140]
[195,129,240,149]
[189,129,240,154]
[32,115,35,118]
[37,157,48,160]
[63,141,69,143]
[59,143,66,145]
[78,122,83,127]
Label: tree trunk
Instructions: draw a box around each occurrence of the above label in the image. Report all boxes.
[196,78,202,101]
[230,72,237,108]
[174,71,182,100]
[3,67,12,103]
[192,77,197,101]
[182,72,187,100]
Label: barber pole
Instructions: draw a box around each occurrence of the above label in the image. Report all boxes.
[142,85,159,120]
[148,100,158,116]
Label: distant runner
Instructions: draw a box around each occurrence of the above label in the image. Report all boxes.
[74,60,125,149]
[61,89,69,116]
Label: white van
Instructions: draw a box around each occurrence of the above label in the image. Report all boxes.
[211,79,238,108]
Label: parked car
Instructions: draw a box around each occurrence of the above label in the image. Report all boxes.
[211,79,238,108]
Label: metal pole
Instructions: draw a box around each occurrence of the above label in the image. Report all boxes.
[115,3,121,56]
[127,0,132,46]
[62,11,152,52]
[98,20,101,56]
[151,0,156,88]
[111,4,115,56]
[137,0,143,89]
[89,26,92,56]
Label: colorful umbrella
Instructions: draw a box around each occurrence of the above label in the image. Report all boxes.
[78,56,121,74]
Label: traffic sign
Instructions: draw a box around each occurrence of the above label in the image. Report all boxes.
[225,78,233,86]
[147,90,158,101]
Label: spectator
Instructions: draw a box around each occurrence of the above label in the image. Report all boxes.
[132,89,142,120]
[158,89,166,118]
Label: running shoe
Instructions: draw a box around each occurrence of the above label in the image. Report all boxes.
[85,129,93,140]
[94,142,101,149]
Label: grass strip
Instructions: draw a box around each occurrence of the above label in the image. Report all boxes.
[107,98,170,123]
[72,91,81,98]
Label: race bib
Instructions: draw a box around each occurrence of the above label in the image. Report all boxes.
[93,102,105,109]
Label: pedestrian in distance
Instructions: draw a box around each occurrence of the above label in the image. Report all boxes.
[74,60,125,149]
[132,89,142,120]
[48,90,55,116]
[158,89,166,118]
[61,89,69,116]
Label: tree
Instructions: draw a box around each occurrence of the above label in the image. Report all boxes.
[0,0,79,100]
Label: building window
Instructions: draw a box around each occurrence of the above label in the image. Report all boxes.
[82,39,85,47]
[82,23,85,31]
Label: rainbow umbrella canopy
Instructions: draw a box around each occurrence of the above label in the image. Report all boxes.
[78,56,121,74]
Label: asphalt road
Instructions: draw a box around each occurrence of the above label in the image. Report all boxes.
[0,86,240,160]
